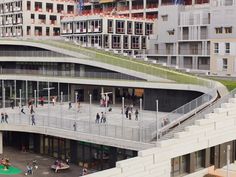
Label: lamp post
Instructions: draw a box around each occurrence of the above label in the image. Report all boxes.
[139,98,142,142]
[156,100,159,140]
[34,90,37,107]
[19,89,22,107]
[89,94,92,133]
[122,97,124,137]
[43,86,55,126]
[60,91,63,128]
[3,87,5,109]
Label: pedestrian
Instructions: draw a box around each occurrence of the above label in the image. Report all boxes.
[26,163,33,175]
[103,113,106,123]
[52,97,55,106]
[40,97,44,106]
[135,109,139,120]
[125,108,128,118]
[30,105,35,114]
[31,114,35,125]
[100,112,104,123]
[10,100,14,109]
[95,113,100,123]
[82,166,88,176]
[1,113,4,123]
[4,113,8,124]
[21,106,25,114]
[73,121,77,131]
[128,109,132,120]
[68,102,72,109]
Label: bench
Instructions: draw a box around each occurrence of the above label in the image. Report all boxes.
[51,163,69,172]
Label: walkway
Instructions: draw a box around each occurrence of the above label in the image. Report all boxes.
[0,102,169,150]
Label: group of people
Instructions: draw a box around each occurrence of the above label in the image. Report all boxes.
[25,160,38,175]
[1,112,8,123]
[95,112,106,123]
[1,157,10,170]
[123,105,139,120]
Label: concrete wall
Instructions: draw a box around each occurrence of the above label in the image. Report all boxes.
[85,95,236,177]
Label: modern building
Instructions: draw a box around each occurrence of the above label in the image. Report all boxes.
[61,14,155,55]
[0,0,76,37]
[147,4,211,72]
[0,39,226,176]
[209,0,236,76]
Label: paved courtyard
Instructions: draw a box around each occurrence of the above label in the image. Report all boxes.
[1,147,95,177]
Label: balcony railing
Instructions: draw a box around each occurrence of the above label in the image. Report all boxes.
[0,68,142,81]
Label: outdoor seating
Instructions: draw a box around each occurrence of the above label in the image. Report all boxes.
[51,162,69,172]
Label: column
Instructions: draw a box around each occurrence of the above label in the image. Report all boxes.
[129,0,132,18]
[1,80,4,108]
[25,80,28,103]
[0,132,2,154]
[14,80,16,106]
[112,88,115,104]
[37,81,39,104]
[58,82,60,102]
[143,0,146,19]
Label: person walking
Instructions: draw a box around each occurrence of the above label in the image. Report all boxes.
[4,113,8,124]
[95,113,100,123]
[73,121,77,131]
[135,109,139,120]
[100,112,104,123]
[128,109,132,120]
[68,102,72,109]
[31,114,35,125]
[21,106,25,114]
[1,113,4,123]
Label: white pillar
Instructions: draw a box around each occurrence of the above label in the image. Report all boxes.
[156,100,159,140]
[143,0,146,19]
[227,145,231,177]
[3,87,5,109]
[14,80,16,106]
[34,90,37,107]
[25,80,28,103]
[112,88,115,104]
[0,132,3,154]
[89,94,92,133]
[122,97,124,137]
[19,89,22,107]
[139,98,142,142]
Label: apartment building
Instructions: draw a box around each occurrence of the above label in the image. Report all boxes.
[0,0,76,37]
[61,15,155,55]
[147,4,211,71]
[209,0,236,76]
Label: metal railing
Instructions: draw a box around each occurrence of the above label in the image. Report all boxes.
[144,88,217,140]
[0,68,142,81]
[0,50,69,57]
[1,103,155,143]
[159,88,236,140]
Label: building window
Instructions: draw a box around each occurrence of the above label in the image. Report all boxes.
[161,15,168,21]
[27,1,31,10]
[112,35,121,49]
[108,20,113,33]
[116,20,125,34]
[215,27,223,34]
[104,35,109,48]
[127,21,132,34]
[214,43,219,54]
[195,150,204,170]
[225,43,230,54]
[142,37,146,49]
[131,36,140,49]
[225,27,232,34]
[223,58,228,70]
[171,155,188,176]
[135,22,143,35]
[145,23,153,35]
[123,36,129,49]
